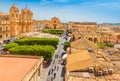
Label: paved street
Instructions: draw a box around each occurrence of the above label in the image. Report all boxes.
[39,34,67,81]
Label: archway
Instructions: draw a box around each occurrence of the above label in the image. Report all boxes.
[88,38,92,41]
[53,24,57,29]
[108,41,111,43]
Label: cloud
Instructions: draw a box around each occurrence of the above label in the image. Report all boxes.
[40,0,52,5]
[32,1,120,23]
[40,0,68,4]
[53,0,68,2]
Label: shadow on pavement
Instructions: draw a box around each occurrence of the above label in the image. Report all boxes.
[43,59,52,68]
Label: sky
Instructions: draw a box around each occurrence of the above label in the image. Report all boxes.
[0,0,120,23]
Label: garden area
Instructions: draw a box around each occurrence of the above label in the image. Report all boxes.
[42,29,64,35]
[4,38,59,60]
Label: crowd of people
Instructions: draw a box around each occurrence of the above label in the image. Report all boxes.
[47,53,61,81]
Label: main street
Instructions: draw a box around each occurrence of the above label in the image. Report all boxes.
[39,34,67,81]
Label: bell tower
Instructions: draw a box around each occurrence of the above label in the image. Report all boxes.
[10,4,20,37]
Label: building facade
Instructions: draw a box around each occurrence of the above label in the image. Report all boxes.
[65,39,117,81]
[0,13,10,42]
[33,17,64,32]
[69,22,120,44]
[0,4,33,42]
[10,4,33,37]
[69,21,97,32]
[49,17,63,29]
[0,55,43,81]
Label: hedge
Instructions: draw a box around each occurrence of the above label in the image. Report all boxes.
[9,45,55,60]
[64,42,71,51]
[97,43,114,49]
[43,29,64,35]
[14,38,59,47]
[4,43,19,51]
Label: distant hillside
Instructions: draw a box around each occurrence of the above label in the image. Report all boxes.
[109,23,120,26]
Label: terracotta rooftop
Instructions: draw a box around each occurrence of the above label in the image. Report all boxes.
[71,38,98,50]
[0,55,42,81]
[66,50,95,71]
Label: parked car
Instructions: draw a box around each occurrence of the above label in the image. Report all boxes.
[3,39,11,44]
[1,49,7,54]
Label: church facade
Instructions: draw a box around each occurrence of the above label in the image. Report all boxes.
[33,17,64,32]
[0,4,33,43]
[0,13,10,42]
[10,4,33,37]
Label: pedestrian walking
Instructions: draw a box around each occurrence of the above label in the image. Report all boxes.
[54,65,56,70]
[48,69,51,75]
[51,73,54,80]
[57,54,59,58]
[54,73,56,79]
[51,68,54,74]
[66,37,67,41]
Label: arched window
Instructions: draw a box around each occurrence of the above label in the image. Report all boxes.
[54,20,56,23]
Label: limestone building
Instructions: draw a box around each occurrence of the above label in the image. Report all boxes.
[33,17,64,32]
[69,21,120,44]
[0,55,43,81]
[0,4,33,42]
[69,21,97,32]
[65,39,118,81]
[49,17,63,29]
[0,12,10,42]
[10,4,33,37]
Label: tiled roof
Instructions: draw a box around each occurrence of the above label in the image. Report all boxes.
[0,55,43,81]
[71,38,98,50]
[66,50,95,71]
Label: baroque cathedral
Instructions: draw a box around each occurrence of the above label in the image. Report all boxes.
[0,4,33,43]
[10,4,33,37]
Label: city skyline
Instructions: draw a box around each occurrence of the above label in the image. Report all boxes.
[0,0,120,23]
